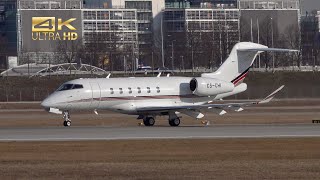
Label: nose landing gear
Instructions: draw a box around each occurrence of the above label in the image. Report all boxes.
[63,111,71,127]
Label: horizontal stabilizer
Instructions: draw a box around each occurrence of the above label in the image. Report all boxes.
[238,48,298,53]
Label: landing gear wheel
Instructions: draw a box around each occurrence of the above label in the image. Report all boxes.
[143,117,155,126]
[169,118,180,127]
[63,120,71,127]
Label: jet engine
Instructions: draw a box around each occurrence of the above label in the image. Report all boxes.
[189,78,234,96]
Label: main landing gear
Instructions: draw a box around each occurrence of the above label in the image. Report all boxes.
[139,113,181,127]
[168,112,181,126]
[143,116,155,126]
[169,117,180,127]
[63,111,71,127]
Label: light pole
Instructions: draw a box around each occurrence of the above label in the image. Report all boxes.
[191,46,194,75]
[219,23,222,65]
[152,51,154,74]
[171,40,176,70]
[257,18,261,69]
[161,10,165,68]
[271,17,274,73]
[180,55,184,73]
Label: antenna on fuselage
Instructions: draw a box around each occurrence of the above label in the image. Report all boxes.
[157,72,162,78]
[106,73,111,79]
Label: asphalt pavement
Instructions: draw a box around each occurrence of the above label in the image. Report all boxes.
[0,124,319,141]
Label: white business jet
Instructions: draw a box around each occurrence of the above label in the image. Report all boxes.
[41,42,296,127]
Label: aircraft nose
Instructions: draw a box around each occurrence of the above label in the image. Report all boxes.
[41,98,52,109]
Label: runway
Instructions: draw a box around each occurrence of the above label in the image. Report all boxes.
[0,124,319,141]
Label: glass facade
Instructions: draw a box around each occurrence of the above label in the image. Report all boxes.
[165,9,240,41]
[125,1,152,10]
[301,14,320,66]
[124,1,154,61]
[165,0,237,9]
[18,0,82,9]
[83,9,138,47]
[83,0,111,9]
[238,0,299,10]
[0,0,17,56]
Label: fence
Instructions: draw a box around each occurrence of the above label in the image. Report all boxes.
[0,88,55,102]
[1,83,320,102]
[0,71,319,102]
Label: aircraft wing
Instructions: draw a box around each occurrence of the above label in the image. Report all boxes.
[136,85,284,114]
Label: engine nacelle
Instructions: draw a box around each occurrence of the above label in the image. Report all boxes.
[190,77,234,96]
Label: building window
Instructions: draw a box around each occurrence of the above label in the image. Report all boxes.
[128,87,132,94]
[110,88,114,94]
[156,87,160,93]
[147,87,151,93]
[137,87,141,93]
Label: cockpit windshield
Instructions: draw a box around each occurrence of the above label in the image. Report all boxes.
[57,84,84,91]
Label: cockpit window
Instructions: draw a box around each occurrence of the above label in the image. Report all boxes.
[57,84,73,91]
[73,84,84,89]
[57,84,83,91]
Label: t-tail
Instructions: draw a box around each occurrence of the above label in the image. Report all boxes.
[202,42,298,86]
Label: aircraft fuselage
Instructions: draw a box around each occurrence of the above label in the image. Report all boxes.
[42,76,239,115]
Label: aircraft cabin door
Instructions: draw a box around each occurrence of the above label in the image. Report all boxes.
[90,82,101,109]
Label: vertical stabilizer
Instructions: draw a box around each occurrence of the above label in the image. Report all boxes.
[202,42,297,86]
[202,42,267,85]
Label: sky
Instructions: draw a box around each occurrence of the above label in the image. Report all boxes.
[301,0,320,14]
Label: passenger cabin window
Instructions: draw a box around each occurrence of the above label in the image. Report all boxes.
[156,87,160,93]
[119,88,123,94]
[110,88,114,94]
[57,84,83,91]
[128,87,132,94]
[147,87,151,93]
[137,87,141,93]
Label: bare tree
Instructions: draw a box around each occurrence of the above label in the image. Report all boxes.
[0,35,8,69]
[280,24,302,68]
[55,38,84,74]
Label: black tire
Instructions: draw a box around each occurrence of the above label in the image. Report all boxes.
[169,118,180,127]
[143,117,155,126]
[63,121,71,127]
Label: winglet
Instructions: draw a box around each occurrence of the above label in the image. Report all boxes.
[157,72,162,78]
[259,85,285,104]
[106,73,111,79]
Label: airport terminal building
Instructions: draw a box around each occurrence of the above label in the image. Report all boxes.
[13,0,302,70]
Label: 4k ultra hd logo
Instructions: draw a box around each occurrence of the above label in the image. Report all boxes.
[32,17,78,41]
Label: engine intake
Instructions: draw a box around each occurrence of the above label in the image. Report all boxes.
[190,78,234,96]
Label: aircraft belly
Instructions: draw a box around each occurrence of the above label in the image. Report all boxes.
[99,100,137,114]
